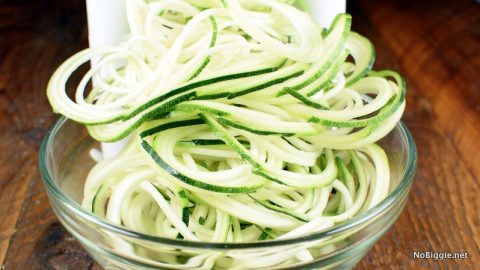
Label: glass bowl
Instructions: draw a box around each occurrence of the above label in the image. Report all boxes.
[39,117,416,270]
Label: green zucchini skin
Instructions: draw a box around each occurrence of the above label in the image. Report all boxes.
[141,140,263,193]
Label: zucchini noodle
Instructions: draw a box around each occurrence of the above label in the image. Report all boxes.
[47,0,407,268]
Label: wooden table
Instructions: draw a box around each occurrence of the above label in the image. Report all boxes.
[0,0,478,269]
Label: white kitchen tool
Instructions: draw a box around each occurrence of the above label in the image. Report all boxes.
[306,0,347,28]
[86,0,130,159]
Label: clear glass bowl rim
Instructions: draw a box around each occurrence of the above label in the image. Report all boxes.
[39,117,417,249]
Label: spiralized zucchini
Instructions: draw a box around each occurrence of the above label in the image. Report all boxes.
[47,0,406,268]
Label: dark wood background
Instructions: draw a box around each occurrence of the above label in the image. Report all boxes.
[0,0,478,269]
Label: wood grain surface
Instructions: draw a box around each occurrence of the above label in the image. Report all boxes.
[0,0,478,269]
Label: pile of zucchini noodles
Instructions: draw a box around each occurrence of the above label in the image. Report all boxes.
[47,0,406,267]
